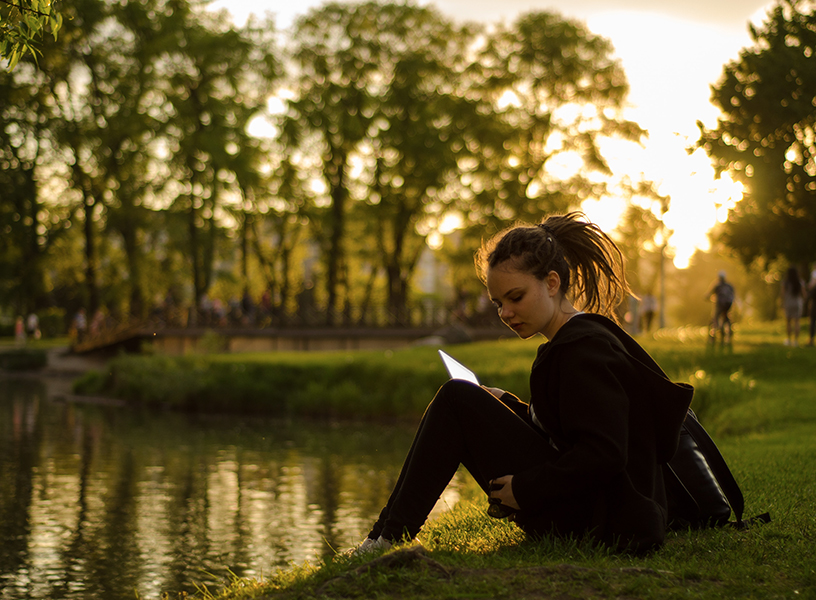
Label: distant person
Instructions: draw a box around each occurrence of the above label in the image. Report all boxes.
[808,269,816,347]
[242,290,256,325]
[14,316,26,346]
[212,298,227,327]
[73,309,87,343]
[26,312,41,340]
[90,308,106,338]
[640,294,657,332]
[781,267,806,347]
[708,271,735,342]
[199,293,214,326]
[260,288,273,324]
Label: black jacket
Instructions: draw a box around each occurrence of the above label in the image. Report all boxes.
[511,314,692,552]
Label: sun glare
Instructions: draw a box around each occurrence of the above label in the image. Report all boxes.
[578,9,757,270]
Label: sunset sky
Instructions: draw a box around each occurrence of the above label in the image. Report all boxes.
[212,0,780,267]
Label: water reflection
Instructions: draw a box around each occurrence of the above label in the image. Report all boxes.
[0,377,461,600]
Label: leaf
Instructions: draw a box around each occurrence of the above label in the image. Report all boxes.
[8,45,22,70]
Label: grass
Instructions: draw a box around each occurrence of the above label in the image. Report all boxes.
[73,338,530,419]
[134,319,816,600]
[0,336,71,350]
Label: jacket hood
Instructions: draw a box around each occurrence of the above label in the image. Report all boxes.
[534,314,693,463]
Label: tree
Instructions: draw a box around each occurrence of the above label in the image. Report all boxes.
[42,0,169,318]
[0,5,74,315]
[4,0,278,324]
[698,0,816,268]
[285,2,380,324]
[0,69,56,313]
[357,3,478,323]
[613,179,672,327]
[616,201,664,297]
[30,0,173,318]
[159,5,279,321]
[260,156,312,322]
[1,0,63,69]
[465,11,645,228]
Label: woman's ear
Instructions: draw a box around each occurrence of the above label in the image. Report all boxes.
[546,271,561,296]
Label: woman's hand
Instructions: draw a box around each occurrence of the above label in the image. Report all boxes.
[489,475,520,510]
[483,386,506,398]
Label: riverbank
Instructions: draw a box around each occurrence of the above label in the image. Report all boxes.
[0,339,108,377]
[155,320,815,600]
[68,321,811,428]
[70,338,541,419]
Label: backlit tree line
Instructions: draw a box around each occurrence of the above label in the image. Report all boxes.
[1,0,647,331]
[2,0,814,333]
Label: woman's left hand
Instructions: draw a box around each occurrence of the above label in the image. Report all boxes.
[489,475,520,510]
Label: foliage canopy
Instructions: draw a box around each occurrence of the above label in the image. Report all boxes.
[0,0,63,69]
[1,0,655,331]
[698,0,816,268]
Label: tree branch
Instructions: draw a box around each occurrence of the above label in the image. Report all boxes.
[0,0,51,18]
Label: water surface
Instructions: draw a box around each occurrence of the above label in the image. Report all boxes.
[0,377,460,599]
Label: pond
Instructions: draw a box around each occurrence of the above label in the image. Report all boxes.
[0,376,462,600]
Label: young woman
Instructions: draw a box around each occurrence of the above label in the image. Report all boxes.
[352,212,693,555]
[781,267,806,347]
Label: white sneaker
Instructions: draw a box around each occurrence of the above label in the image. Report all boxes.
[350,535,392,557]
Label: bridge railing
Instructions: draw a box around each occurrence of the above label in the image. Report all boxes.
[71,301,503,352]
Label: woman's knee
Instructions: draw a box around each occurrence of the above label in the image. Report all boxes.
[432,379,491,412]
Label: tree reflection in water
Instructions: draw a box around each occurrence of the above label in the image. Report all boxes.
[0,378,461,600]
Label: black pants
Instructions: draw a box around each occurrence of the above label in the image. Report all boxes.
[368,380,557,542]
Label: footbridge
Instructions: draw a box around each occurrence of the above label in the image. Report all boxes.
[71,323,507,356]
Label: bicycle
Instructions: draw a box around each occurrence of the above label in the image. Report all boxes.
[709,304,733,344]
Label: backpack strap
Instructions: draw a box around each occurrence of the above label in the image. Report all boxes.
[729,512,772,529]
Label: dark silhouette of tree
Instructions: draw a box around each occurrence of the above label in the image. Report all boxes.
[0,58,65,314]
[698,0,816,267]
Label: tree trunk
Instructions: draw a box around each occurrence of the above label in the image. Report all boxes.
[71,162,100,316]
[187,199,201,326]
[120,225,144,319]
[325,147,348,326]
[83,194,100,316]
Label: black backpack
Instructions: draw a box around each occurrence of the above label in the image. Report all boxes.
[663,409,770,530]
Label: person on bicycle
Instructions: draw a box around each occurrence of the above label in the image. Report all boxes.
[709,271,734,340]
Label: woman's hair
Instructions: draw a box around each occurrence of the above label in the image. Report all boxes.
[784,267,802,295]
[475,212,630,319]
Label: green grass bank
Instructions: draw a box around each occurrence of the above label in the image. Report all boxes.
[73,336,543,420]
[76,321,815,599]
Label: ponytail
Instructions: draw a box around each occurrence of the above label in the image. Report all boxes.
[475,212,630,320]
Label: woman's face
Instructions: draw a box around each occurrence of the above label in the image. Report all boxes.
[486,262,563,340]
